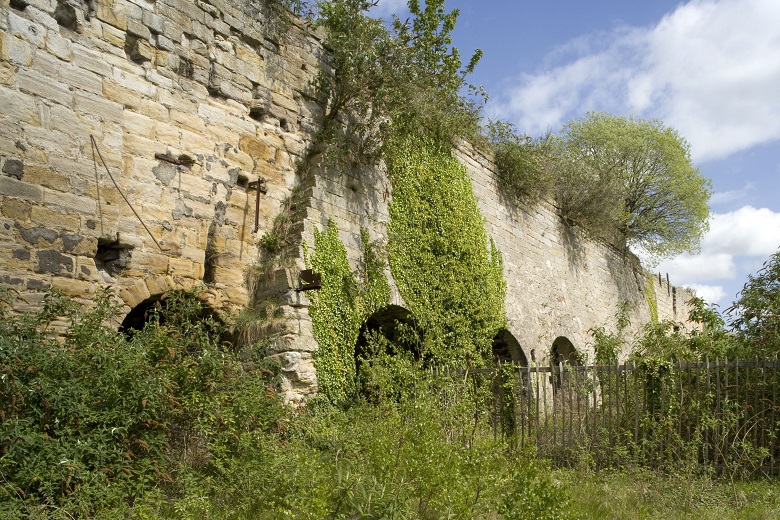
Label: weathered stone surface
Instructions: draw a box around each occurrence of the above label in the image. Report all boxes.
[0,0,691,405]
[36,249,74,275]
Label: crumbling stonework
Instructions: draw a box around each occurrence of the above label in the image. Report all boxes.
[0,0,694,402]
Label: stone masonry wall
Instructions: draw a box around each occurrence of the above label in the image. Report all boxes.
[0,0,324,329]
[1,0,694,401]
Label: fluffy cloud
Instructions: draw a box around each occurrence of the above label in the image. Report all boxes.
[493,0,780,162]
[701,206,780,256]
[656,206,780,305]
[685,284,728,306]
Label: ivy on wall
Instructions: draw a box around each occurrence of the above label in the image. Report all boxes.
[386,133,506,367]
[645,274,659,324]
[307,221,390,404]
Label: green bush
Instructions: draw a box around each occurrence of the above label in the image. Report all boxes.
[0,288,283,518]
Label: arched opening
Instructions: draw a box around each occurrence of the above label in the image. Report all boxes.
[550,336,581,391]
[491,329,530,439]
[355,305,419,401]
[355,305,419,362]
[492,329,528,366]
[551,336,581,366]
[120,291,227,342]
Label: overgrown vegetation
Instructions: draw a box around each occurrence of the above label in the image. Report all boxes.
[0,289,284,519]
[4,282,780,518]
[386,133,506,367]
[728,248,780,355]
[315,0,484,169]
[307,222,391,405]
[486,113,712,262]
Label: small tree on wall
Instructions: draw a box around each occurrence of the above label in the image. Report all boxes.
[487,113,712,263]
[557,112,712,262]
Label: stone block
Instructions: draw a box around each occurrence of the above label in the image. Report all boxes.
[111,61,153,91]
[142,10,165,34]
[127,18,151,40]
[43,188,96,215]
[71,44,113,76]
[123,110,156,138]
[0,176,44,202]
[167,256,195,277]
[16,67,73,107]
[36,249,74,276]
[102,79,144,110]
[59,63,103,94]
[45,28,71,61]
[119,280,151,308]
[95,1,127,30]
[22,165,71,191]
[8,11,45,48]
[127,37,153,62]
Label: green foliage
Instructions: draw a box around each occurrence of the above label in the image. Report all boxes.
[499,452,573,520]
[558,112,712,261]
[308,221,391,404]
[591,301,630,365]
[645,274,659,323]
[728,248,780,354]
[316,0,484,167]
[386,132,506,366]
[485,119,557,202]
[0,289,284,518]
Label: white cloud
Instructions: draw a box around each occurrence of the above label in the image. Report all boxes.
[657,252,735,283]
[656,206,780,305]
[710,182,754,207]
[493,0,780,163]
[685,284,727,306]
[702,206,780,256]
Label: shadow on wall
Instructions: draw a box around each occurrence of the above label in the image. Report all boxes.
[558,215,586,273]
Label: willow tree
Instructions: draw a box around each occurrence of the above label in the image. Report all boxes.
[557,112,712,262]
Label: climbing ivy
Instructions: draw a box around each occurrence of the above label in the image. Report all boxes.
[307,221,390,404]
[645,273,659,324]
[386,133,506,366]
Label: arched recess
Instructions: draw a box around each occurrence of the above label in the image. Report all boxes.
[492,329,528,366]
[119,290,227,342]
[551,336,581,366]
[355,305,419,364]
[550,336,581,391]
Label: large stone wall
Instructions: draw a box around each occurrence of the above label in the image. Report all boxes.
[0,0,324,324]
[1,0,694,401]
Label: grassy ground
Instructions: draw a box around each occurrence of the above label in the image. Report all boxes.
[563,469,780,519]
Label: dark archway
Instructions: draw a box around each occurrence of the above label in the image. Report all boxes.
[550,336,581,391]
[492,329,528,366]
[355,305,418,362]
[355,305,420,400]
[551,336,581,366]
[120,291,227,341]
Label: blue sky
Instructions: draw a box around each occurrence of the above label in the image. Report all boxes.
[374,0,780,311]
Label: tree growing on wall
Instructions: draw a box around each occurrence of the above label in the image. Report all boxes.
[316,0,484,166]
[556,112,712,262]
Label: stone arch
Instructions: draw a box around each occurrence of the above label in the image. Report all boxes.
[355,305,419,363]
[551,336,581,366]
[492,329,528,366]
[118,276,226,336]
[550,336,581,391]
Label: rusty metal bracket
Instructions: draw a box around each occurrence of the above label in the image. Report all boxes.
[155,152,194,167]
[248,177,268,233]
